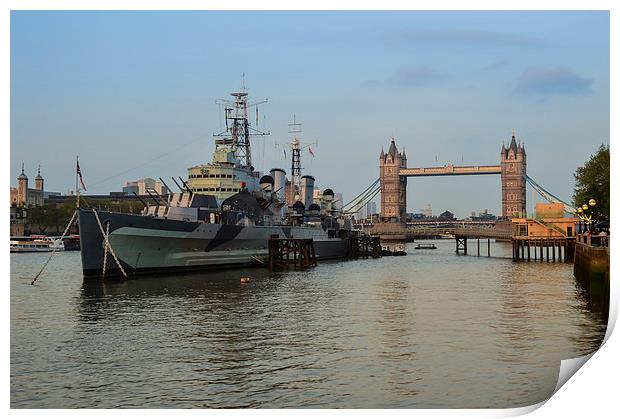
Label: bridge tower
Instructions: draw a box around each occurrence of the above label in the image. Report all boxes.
[500,131,527,218]
[379,139,407,223]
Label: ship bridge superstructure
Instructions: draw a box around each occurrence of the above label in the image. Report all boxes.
[186,87,269,203]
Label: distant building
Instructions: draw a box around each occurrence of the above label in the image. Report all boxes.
[420,204,432,218]
[123,178,169,196]
[438,210,455,221]
[334,193,343,211]
[43,191,61,199]
[408,213,426,220]
[10,164,44,208]
[356,201,377,220]
[469,209,497,221]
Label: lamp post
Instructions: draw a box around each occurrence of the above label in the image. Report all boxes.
[576,199,596,233]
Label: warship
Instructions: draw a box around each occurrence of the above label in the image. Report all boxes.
[78,89,351,279]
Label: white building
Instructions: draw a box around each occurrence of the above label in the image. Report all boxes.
[123,178,169,196]
[355,201,377,220]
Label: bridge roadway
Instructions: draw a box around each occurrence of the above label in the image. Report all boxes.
[365,221,513,241]
[399,164,502,177]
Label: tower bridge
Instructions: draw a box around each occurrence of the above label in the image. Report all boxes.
[379,132,526,222]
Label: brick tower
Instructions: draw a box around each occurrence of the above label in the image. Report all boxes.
[380,139,407,223]
[35,165,44,191]
[17,163,28,207]
[500,131,527,218]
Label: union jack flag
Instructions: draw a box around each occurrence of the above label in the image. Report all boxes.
[77,159,87,191]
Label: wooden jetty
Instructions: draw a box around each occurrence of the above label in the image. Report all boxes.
[454,223,512,257]
[348,235,382,259]
[512,237,575,263]
[451,214,579,263]
[510,213,579,263]
[268,237,317,270]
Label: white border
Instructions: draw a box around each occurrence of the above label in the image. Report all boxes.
[4,1,617,418]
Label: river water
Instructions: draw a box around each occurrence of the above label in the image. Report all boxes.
[10,240,606,408]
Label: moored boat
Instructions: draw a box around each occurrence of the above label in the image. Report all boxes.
[10,237,65,253]
[78,87,352,279]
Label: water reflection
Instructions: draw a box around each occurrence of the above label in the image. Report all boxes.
[11,244,607,408]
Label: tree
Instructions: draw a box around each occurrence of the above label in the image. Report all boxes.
[573,144,610,222]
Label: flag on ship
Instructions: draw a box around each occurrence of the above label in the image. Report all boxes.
[308,147,315,157]
[77,158,87,191]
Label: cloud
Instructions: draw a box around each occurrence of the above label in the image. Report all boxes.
[386,66,448,87]
[399,29,543,48]
[481,59,511,71]
[515,67,594,95]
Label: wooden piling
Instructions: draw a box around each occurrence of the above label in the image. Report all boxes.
[349,235,382,260]
[540,240,543,261]
[527,241,530,261]
[456,236,468,255]
[268,237,317,270]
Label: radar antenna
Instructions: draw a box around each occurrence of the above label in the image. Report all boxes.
[286,114,317,203]
[214,78,269,169]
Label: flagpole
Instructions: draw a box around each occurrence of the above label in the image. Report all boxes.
[76,155,80,209]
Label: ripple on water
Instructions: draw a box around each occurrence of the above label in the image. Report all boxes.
[11,242,606,408]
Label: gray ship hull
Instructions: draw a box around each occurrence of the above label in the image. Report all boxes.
[78,209,349,279]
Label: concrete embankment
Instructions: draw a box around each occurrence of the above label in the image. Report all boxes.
[574,241,610,316]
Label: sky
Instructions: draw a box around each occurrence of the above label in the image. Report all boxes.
[10,11,610,218]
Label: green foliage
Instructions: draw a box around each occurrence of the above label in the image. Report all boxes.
[26,198,144,234]
[573,144,610,222]
[27,205,66,233]
[85,199,143,214]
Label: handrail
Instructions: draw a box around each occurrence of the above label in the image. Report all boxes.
[532,216,567,238]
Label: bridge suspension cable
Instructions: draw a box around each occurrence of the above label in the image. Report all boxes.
[342,178,381,215]
[343,186,381,215]
[524,175,575,214]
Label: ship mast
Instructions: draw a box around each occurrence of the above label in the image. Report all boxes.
[286,115,318,203]
[214,80,269,169]
[288,115,303,202]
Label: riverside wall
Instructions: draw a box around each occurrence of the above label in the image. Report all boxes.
[574,240,610,317]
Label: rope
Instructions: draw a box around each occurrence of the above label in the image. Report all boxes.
[31,210,77,285]
[91,209,128,279]
[102,222,109,279]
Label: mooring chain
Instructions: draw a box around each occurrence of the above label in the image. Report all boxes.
[91,209,128,279]
[31,210,78,285]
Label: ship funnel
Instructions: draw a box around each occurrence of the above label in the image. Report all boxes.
[259,174,274,192]
[322,188,334,201]
[300,175,315,209]
[270,168,286,202]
